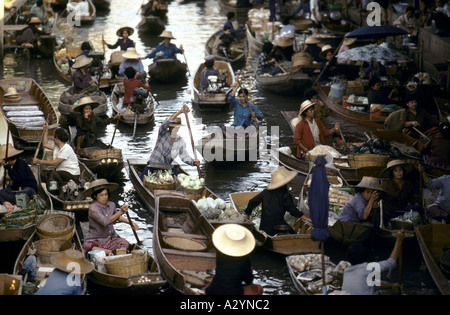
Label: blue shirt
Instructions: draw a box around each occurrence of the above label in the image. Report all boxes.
[337,193,368,223]
[223,20,243,40]
[294,2,310,15]
[228,94,264,128]
[107,38,135,51]
[428,175,450,210]
[118,59,146,77]
[34,269,83,295]
[145,42,182,61]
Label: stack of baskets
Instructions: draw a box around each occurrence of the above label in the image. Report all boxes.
[103,250,149,277]
[347,154,389,169]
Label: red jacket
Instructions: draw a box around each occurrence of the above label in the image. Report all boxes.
[293,117,332,158]
[123,78,151,105]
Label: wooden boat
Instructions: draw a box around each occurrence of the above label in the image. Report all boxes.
[13,214,87,295]
[140,2,168,18]
[245,23,265,59]
[0,108,13,146]
[229,191,321,255]
[198,125,260,163]
[77,140,124,180]
[415,224,450,295]
[255,66,315,96]
[147,59,188,84]
[205,30,246,69]
[91,0,111,8]
[111,83,155,126]
[137,16,165,35]
[65,0,96,25]
[58,87,108,117]
[153,191,216,295]
[434,97,450,122]
[191,60,236,111]
[217,0,256,16]
[79,222,167,293]
[316,85,386,128]
[0,78,59,151]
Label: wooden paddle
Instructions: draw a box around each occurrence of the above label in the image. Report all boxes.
[3,123,10,188]
[109,117,120,149]
[182,48,191,76]
[412,127,430,142]
[338,128,348,151]
[125,210,141,244]
[34,123,47,159]
[184,108,201,176]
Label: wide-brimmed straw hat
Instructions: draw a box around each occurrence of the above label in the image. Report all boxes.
[0,144,23,160]
[305,37,321,44]
[122,47,142,59]
[319,44,334,59]
[343,37,357,46]
[299,99,316,116]
[73,96,100,112]
[159,30,175,39]
[212,224,255,257]
[51,249,93,274]
[274,35,293,47]
[4,87,22,102]
[29,17,42,24]
[82,178,119,197]
[354,176,385,192]
[379,159,414,179]
[72,55,93,69]
[267,166,298,190]
[116,25,134,37]
[4,87,19,97]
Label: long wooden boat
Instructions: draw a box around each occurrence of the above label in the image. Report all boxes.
[217,0,256,16]
[0,108,13,146]
[154,191,216,295]
[229,191,321,255]
[78,222,167,293]
[136,15,165,35]
[191,60,236,111]
[415,224,450,295]
[58,87,108,117]
[0,78,59,151]
[316,85,386,128]
[245,23,264,59]
[111,83,155,126]
[205,30,246,69]
[147,59,188,84]
[65,0,96,25]
[255,67,315,96]
[13,216,87,295]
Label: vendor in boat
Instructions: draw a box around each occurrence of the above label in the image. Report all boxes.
[304,37,322,63]
[244,166,309,236]
[200,55,220,91]
[228,82,264,129]
[360,61,387,80]
[31,123,80,197]
[15,17,49,50]
[303,87,329,119]
[82,179,138,255]
[34,249,93,295]
[337,36,357,64]
[67,96,121,152]
[205,224,263,295]
[143,31,183,62]
[293,100,340,159]
[418,166,450,223]
[256,42,283,76]
[223,12,244,41]
[399,94,441,139]
[142,0,161,17]
[393,6,419,39]
[337,176,384,224]
[103,26,135,52]
[71,55,96,94]
[318,45,338,82]
[367,76,399,107]
[421,122,450,168]
[121,67,152,111]
[0,144,38,212]
[118,48,146,79]
[214,26,236,58]
[272,35,295,62]
[67,41,93,68]
[140,105,200,180]
[379,160,421,225]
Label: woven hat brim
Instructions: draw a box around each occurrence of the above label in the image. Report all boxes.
[116,26,134,37]
[267,170,298,190]
[82,182,119,197]
[73,100,100,112]
[212,224,255,257]
[51,251,94,274]
[72,57,93,69]
[379,162,414,179]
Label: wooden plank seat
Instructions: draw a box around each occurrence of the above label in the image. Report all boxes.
[3,105,41,111]
[161,231,208,241]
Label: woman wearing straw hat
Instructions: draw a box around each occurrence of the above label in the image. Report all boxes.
[244,166,308,236]
[205,224,263,295]
[82,179,138,255]
[15,16,48,50]
[103,26,135,52]
[318,44,337,82]
[379,160,421,225]
[0,144,38,212]
[337,36,357,64]
[118,47,146,79]
[304,36,321,62]
[144,31,183,62]
[71,54,96,94]
[303,87,329,119]
[337,176,384,223]
[67,96,121,152]
[293,100,340,159]
[34,249,93,295]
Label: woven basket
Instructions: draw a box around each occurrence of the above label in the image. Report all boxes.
[104,252,149,277]
[110,51,125,64]
[1,210,36,223]
[389,219,415,231]
[34,239,72,264]
[163,236,207,252]
[347,154,389,168]
[78,147,122,160]
[37,214,74,239]
[183,187,205,200]
[292,53,313,67]
[36,228,75,242]
[66,44,82,59]
[144,180,177,192]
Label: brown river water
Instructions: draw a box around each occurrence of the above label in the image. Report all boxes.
[0,0,441,296]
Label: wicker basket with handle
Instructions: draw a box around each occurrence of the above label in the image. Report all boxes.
[347,154,389,168]
[103,251,149,277]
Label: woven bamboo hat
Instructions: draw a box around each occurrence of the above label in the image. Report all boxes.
[267,166,298,190]
[82,178,119,197]
[305,37,321,44]
[29,17,42,24]
[72,55,93,69]
[4,87,19,97]
[379,159,414,179]
[51,249,93,274]
[319,44,334,59]
[73,96,100,112]
[299,99,316,116]
[4,87,22,102]
[354,176,385,191]
[116,25,134,37]
[122,47,142,59]
[159,30,175,39]
[274,35,293,47]
[0,144,23,160]
[343,37,357,46]
[212,224,255,257]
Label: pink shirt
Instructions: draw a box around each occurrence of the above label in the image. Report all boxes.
[85,200,119,242]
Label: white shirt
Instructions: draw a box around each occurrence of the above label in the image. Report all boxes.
[53,143,80,175]
[306,118,321,146]
[310,0,321,22]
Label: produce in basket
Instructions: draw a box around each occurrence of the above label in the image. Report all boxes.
[177,174,204,190]
[144,170,176,184]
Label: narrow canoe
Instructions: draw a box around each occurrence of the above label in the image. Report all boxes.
[255,66,315,96]
[153,191,216,295]
[58,88,108,117]
[137,16,165,35]
[65,0,96,25]
[415,224,450,295]
[0,78,59,151]
[205,30,246,69]
[148,59,188,84]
